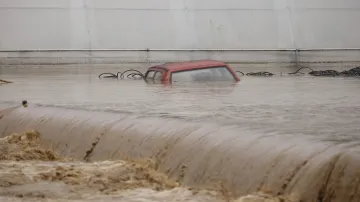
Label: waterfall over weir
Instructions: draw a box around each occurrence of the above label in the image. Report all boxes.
[1,104,359,202]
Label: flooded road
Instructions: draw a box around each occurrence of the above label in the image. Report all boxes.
[1,64,360,202]
[1,65,360,142]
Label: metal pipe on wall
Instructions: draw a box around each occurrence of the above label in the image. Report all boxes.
[1,48,360,52]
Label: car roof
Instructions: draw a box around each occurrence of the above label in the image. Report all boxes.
[150,60,227,72]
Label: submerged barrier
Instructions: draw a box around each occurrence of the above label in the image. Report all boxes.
[0,105,360,202]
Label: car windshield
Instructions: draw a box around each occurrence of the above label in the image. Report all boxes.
[171,66,236,82]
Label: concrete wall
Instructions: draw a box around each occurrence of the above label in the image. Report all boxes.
[1,0,360,64]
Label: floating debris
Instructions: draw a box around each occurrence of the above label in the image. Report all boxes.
[98,66,360,80]
[0,79,13,85]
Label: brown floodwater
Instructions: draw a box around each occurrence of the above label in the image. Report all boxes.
[1,64,360,141]
[1,64,360,202]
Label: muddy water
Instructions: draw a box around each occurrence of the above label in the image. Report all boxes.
[1,64,360,202]
[1,65,360,141]
[0,131,292,202]
[0,131,226,202]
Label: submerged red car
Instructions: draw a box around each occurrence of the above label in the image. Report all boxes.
[144,60,240,84]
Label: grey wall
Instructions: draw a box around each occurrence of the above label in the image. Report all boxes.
[1,0,360,65]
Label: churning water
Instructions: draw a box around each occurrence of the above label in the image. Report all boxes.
[1,64,360,202]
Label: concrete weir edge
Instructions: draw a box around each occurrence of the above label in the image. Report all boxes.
[0,105,359,202]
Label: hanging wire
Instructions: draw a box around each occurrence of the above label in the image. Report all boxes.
[98,70,145,79]
[245,71,274,76]
[235,71,244,76]
[98,66,360,80]
[288,67,314,75]
[292,66,360,77]
[119,69,144,79]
